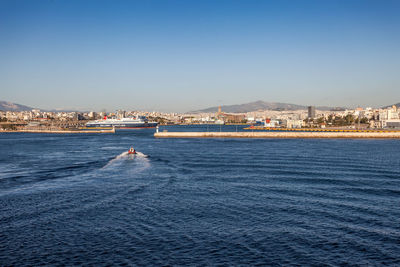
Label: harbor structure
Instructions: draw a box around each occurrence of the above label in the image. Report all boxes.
[155,130,400,139]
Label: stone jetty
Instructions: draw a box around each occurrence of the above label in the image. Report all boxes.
[1,128,115,134]
[154,131,400,139]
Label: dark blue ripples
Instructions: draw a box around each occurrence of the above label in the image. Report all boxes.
[1,127,400,266]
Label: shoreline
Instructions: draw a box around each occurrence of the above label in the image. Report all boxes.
[154,131,400,139]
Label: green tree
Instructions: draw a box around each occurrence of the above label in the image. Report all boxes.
[344,114,354,125]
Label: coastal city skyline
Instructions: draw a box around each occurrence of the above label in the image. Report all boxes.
[2,100,400,130]
[1,0,400,112]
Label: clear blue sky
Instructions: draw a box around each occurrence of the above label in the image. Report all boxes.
[1,0,399,112]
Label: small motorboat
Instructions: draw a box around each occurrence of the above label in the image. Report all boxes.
[128,147,136,155]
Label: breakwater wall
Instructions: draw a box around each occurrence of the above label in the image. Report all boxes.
[1,129,115,134]
[154,131,400,139]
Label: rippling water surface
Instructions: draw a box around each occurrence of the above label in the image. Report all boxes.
[1,126,400,266]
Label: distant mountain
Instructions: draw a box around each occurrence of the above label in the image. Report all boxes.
[382,103,400,109]
[0,100,85,112]
[191,101,343,113]
[0,101,33,111]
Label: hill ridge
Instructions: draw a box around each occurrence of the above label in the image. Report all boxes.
[190,100,342,113]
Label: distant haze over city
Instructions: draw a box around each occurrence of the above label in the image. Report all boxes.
[1,0,400,112]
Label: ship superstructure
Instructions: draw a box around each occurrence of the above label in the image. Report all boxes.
[86,116,157,129]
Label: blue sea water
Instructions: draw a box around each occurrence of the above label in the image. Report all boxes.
[1,126,400,266]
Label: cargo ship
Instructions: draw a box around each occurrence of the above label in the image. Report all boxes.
[85,116,157,129]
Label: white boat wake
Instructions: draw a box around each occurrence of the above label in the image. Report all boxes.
[102,151,150,170]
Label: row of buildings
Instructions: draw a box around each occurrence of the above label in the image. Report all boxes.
[179,105,400,129]
[1,105,400,129]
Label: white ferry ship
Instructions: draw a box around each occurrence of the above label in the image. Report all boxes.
[86,116,157,129]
